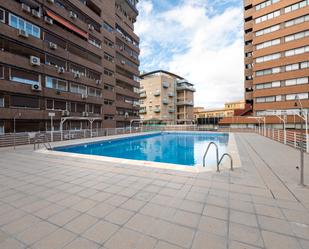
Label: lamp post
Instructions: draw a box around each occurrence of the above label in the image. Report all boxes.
[13,112,21,150]
[295,96,305,186]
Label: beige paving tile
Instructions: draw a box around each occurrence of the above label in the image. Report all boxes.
[172,209,201,228]
[229,199,255,213]
[64,213,98,234]
[63,237,100,249]
[34,203,66,219]
[258,216,294,235]
[33,228,76,249]
[82,220,119,244]
[229,240,262,249]
[89,192,112,202]
[120,198,146,211]
[0,237,25,249]
[254,203,284,219]
[104,208,134,225]
[230,210,258,227]
[198,216,228,237]
[229,222,264,248]
[203,204,228,220]
[262,230,302,249]
[2,214,40,235]
[48,208,81,226]
[154,241,182,249]
[179,200,204,214]
[87,202,115,219]
[191,231,226,249]
[16,221,58,245]
[71,199,98,212]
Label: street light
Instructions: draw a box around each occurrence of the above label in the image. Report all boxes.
[13,112,21,150]
[295,96,305,186]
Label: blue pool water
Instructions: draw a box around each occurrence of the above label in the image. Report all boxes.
[55,132,229,167]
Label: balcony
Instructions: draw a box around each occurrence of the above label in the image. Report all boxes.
[140,92,147,98]
[177,100,194,106]
[139,109,146,114]
[154,90,160,96]
[168,108,175,113]
[162,98,169,105]
[176,84,196,92]
[162,82,169,88]
[168,92,174,97]
[154,108,161,113]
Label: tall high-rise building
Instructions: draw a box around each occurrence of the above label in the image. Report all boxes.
[140,70,195,124]
[0,0,140,134]
[244,0,309,116]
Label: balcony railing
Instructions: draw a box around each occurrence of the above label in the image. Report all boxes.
[154,108,161,113]
[162,82,169,88]
[139,109,146,114]
[177,100,194,106]
[162,98,169,105]
[176,85,196,92]
[154,90,160,96]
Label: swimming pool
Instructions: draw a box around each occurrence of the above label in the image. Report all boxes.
[55,132,229,167]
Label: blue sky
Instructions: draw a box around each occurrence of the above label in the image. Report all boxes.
[135,0,244,108]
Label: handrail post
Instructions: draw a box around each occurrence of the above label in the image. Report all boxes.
[203,142,219,171]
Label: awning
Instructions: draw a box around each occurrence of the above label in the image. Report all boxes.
[46,10,88,39]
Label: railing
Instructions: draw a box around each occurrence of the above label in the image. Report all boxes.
[0,125,218,148]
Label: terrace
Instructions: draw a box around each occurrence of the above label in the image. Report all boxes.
[0,131,309,249]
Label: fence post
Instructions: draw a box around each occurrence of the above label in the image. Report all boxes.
[294,132,297,148]
[306,134,309,153]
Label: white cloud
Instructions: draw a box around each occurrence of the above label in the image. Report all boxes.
[136,0,244,108]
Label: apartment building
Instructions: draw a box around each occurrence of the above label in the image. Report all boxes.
[0,0,140,133]
[194,101,247,119]
[244,0,309,116]
[139,70,195,124]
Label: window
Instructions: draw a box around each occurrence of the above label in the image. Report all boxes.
[285,15,309,27]
[104,52,114,62]
[104,115,114,120]
[104,84,114,91]
[286,61,309,71]
[256,53,281,63]
[104,99,113,105]
[256,24,280,36]
[10,68,40,85]
[104,37,114,48]
[88,87,101,97]
[285,46,309,57]
[88,35,101,48]
[45,76,67,91]
[255,10,280,24]
[256,81,280,89]
[47,99,67,110]
[0,121,4,134]
[255,0,280,10]
[46,55,66,69]
[9,14,40,38]
[256,96,276,103]
[256,38,280,50]
[103,21,113,32]
[285,30,309,42]
[11,95,39,108]
[286,93,309,100]
[0,8,5,23]
[104,68,114,77]
[0,65,3,79]
[285,1,308,13]
[0,96,4,107]
[285,77,309,86]
[256,67,281,76]
[70,83,87,95]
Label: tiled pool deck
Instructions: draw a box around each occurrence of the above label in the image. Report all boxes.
[0,133,309,249]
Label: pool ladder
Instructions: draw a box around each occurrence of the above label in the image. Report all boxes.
[203,142,233,172]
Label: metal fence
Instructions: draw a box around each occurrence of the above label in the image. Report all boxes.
[0,125,215,148]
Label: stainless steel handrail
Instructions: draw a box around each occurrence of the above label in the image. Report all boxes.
[203,142,219,171]
[218,153,233,171]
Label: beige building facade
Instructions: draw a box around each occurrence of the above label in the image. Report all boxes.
[194,100,246,119]
[140,70,195,124]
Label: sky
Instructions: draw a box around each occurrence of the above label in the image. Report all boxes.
[135,0,244,109]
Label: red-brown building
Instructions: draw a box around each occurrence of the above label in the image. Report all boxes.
[0,0,140,134]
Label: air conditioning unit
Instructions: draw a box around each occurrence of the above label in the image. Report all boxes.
[58,67,65,74]
[18,29,29,38]
[88,24,94,31]
[49,42,57,50]
[120,46,124,51]
[32,83,42,91]
[21,3,31,13]
[81,94,87,100]
[44,16,53,25]
[121,60,126,65]
[69,11,77,19]
[62,110,70,116]
[30,56,41,66]
[96,80,101,85]
[47,0,54,3]
[82,111,89,117]
[74,72,81,79]
[31,9,41,18]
